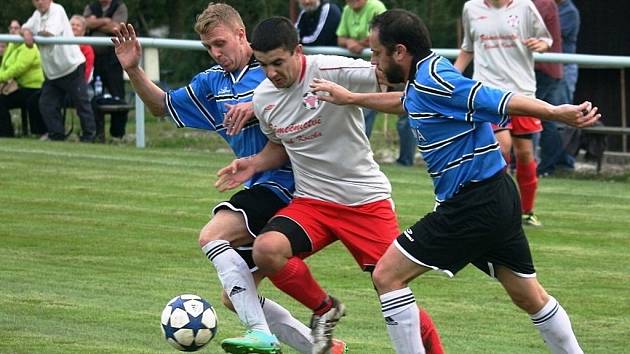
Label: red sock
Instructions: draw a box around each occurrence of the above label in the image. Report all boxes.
[516,160,538,214]
[419,307,444,354]
[268,257,329,313]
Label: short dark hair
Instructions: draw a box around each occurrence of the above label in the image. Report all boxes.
[251,16,299,53]
[371,9,432,58]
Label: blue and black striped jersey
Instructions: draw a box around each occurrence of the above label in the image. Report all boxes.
[165,59,294,203]
[403,52,513,203]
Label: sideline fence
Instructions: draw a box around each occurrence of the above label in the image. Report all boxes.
[1,34,629,148]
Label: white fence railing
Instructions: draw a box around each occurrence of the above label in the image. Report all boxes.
[2,34,630,148]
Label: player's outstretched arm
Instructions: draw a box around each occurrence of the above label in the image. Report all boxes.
[309,78,405,114]
[508,95,601,128]
[112,23,166,116]
[215,141,289,192]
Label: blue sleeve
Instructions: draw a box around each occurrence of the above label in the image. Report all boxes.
[407,60,512,127]
[165,72,221,131]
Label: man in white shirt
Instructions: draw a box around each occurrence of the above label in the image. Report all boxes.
[216,16,443,354]
[22,0,96,142]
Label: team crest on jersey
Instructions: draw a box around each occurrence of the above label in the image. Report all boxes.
[302,92,320,110]
[506,14,520,28]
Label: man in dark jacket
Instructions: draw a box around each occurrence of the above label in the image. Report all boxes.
[295,0,341,47]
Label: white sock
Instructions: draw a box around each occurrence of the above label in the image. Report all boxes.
[260,296,313,354]
[530,296,583,354]
[202,240,270,334]
[380,287,425,354]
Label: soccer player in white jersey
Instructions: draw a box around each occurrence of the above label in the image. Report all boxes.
[310,9,597,353]
[215,16,444,354]
[111,4,347,354]
[454,0,552,227]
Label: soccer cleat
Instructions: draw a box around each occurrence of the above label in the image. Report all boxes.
[310,297,346,354]
[329,338,348,354]
[523,213,543,227]
[221,330,282,354]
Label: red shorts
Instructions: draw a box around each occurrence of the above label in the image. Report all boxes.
[492,115,542,135]
[273,197,400,270]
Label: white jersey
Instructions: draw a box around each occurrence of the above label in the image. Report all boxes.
[461,0,551,96]
[22,3,85,80]
[254,54,391,206]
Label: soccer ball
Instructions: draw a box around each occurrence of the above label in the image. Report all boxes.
[160,294,218,351]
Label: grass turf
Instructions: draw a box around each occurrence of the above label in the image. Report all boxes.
[1,138,629,353]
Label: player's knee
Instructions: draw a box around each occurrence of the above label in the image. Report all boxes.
[252,233,287,273]
[198,226,220,248]
[509,289,548,314]
[372,263,402,294]
[221,290,236,312]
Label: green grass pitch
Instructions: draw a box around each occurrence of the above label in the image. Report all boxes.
[1,139,629,353]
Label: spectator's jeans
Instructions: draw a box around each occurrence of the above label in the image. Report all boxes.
[0,87,45,137]
[535,71,565,175]
[397,114,416,166]
[40,64,95,141]
[362,108,378,138]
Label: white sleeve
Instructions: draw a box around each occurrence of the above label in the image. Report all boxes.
[22,12,39,32]
[46,5,70,36]
[528,2,553,47]
[460,4,474,52]
[319,55,378,94]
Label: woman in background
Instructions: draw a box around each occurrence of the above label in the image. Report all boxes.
[0,19,46,137]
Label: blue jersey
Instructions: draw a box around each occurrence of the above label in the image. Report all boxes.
[403,52,513,203]
[165,59,294,202]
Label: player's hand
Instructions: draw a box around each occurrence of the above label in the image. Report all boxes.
[309,78,354,105]
[111,23,142,70]
[551,101,601,128]
[524,37,549,53]
[224,102,255,136]
[215,158,256,192]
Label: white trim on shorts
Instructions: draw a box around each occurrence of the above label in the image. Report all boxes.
[394,239,454,278]
[211,202,259,273]
[212,201,256,238]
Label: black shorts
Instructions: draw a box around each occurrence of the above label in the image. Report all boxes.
[395,172,536,278]
[212,185,289,271]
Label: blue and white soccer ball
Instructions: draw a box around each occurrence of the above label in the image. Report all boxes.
[160,294,218,351]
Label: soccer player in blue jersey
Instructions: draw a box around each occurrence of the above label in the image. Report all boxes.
[310,9,598,354]
[111,4,347,354]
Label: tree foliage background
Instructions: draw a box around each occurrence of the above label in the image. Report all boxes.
[2,0,466,84]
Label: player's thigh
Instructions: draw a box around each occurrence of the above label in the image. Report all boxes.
[333,198,400,271]
[495,265,549,314]
[200,210,251,246]
[200,186,288,247]
[372,243,431,294]
[259,198,337,258]
[494,128,512,158]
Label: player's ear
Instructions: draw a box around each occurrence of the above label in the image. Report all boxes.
[394,44,407,59]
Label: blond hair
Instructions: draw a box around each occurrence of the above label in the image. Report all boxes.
[194,3,245,35]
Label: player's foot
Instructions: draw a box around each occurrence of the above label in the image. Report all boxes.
[329,338,348,354]
[310,297,346,354]
[221,330,282,354]
[523,213,543,227]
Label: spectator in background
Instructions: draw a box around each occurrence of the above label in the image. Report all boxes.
[557,0,580,103]
[0,19,46,138]
[70,15,95,83]
[336,0,386,138]
[21,0,96,142]
[295,0,341,47]
[455,0,551,227]
[551,0,581,172]
[84,0,128,143]
[532,0,565,176]
[0,42,6,59]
